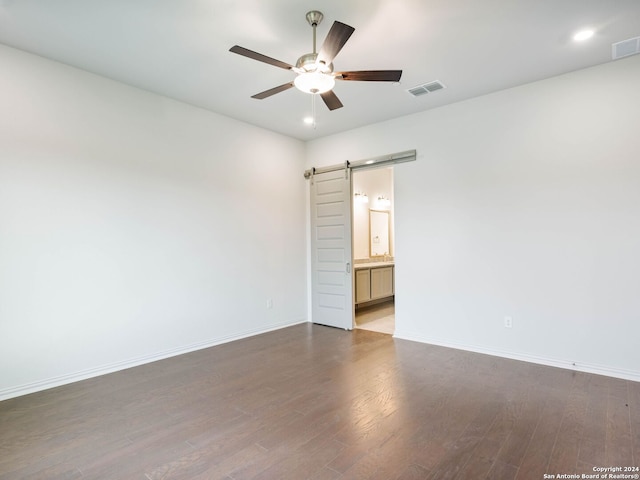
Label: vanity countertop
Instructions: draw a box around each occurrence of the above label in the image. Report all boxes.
[354,261,395,270]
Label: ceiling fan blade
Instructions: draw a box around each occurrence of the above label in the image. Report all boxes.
[251,82,295,100]
[229,45,293,70]
[317,21,355,66]
[336,70,403,82]
[320,90,343,111]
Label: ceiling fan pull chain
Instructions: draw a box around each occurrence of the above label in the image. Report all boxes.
[311,92,317,129]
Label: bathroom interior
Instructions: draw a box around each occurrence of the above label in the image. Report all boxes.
[352,167,395,334]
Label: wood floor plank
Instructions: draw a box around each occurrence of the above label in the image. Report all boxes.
[486,460,519,480]
[630,380,640,465]
[606,388,633,467]
[340,408,440,480]
[577,374,609,468]
[424,432,483,480]
[450,399,521,479]
[0,323,637,480]
[326,443,367,474]
[495,387,547,468]
[308,466,344,480]
[453,400,515,479]
[251,437,344,480]
[546,372,590,474]
[5,462,83,480]
[500,375,572,479]
[397,463,432,480]
[158,443,267,480]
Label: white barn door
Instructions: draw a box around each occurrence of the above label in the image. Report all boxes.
[310,168,353,330]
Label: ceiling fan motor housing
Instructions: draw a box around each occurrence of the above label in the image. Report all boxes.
[295,53,333,73]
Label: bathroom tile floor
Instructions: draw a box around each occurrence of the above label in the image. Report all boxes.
[355,300,395,335]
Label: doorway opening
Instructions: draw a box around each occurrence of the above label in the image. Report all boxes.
[306,149,414,332]
[352,167,395,335]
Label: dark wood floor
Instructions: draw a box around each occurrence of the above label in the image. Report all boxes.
[1,324,638,479]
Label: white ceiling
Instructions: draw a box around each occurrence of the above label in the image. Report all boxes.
[1,0,639,141]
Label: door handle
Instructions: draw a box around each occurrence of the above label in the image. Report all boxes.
[346,262,351,273]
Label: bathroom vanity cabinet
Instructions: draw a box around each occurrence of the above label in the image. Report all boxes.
[354,263,394,305]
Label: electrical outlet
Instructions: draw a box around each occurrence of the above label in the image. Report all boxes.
[504,316,513,328]
[267,299,273,309]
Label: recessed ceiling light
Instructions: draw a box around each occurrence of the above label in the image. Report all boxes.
[574,29,595,42]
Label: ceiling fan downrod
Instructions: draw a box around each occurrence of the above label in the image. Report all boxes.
[305,11,324,54]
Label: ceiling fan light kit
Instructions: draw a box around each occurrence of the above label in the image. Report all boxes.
[294,71,335,94]
[229,10,402,112]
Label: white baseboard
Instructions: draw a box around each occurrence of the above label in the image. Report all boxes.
[393,330,640,383]
[0,318,307,401]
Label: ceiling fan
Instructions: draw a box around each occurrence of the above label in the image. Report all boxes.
[229,10,402,111]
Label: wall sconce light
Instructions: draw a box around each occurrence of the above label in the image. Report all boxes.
[377,196,391,208]
[354,192,369,203]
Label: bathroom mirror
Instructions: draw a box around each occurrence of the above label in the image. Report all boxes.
[369,210,390,257]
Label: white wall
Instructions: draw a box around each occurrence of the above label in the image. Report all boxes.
[307,55,640,380]
[0,44,307,399]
